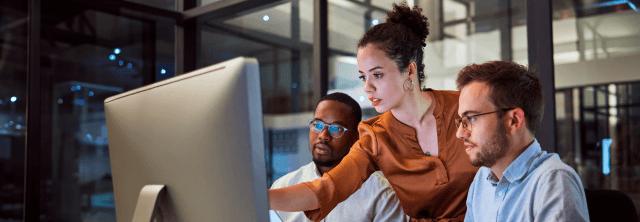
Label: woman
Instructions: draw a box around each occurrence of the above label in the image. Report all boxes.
[270,3,476,221]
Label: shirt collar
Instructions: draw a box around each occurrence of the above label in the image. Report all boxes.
[381,89,444,143]
[486,171,499,185]
[307,162,323,177]
[424,88,444,119]
[500,139,542,183]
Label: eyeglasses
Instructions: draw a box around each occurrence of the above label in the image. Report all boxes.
[455,108,515,131]
[309,119,348,139]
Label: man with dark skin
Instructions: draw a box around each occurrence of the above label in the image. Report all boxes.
[271,92,405,222]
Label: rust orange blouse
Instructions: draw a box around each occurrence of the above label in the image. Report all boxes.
[302,90,478,221]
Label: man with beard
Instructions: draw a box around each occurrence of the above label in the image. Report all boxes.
[455,61,589,222]
[270,92,405,222]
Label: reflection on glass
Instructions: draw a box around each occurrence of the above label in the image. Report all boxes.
[329,0,368,51]
[370,0,396,11]
[556,82,640,215]
[328,0,527,114]
[224,2,293,39]
[127,0,176,11]
[197,1,314,184]
[553,0,640,65]
[425,0,527,91]
[553,0,640,216]
[40,5,174,221]
[0,1,27,220]
[199,1,313,114]
[443,0,468,22]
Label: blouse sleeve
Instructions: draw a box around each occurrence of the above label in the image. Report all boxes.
[302,123,380,221]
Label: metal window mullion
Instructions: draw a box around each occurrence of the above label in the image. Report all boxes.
[526,0,556,150]
[291,0,301,112]
[24,0,42,220]
[313,0,328,101]
[176,0,197,74]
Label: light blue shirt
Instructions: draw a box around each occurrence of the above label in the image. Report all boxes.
[465,140,590,222]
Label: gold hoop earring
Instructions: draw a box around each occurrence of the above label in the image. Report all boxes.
[403,79,414,91]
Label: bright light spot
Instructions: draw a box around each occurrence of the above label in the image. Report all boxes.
[602,138,612,175]
[371,19,379,26]
[160,68,167,75]
[108,54,116,61]
[85,133,93,141]
[10,96,17,103]
[359,95,365,102]
[88,91,95,97]
[70,85,82,92]
[629,2,638,11]
[262,15,270,22]
[114,48,121,55]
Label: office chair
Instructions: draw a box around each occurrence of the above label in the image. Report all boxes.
[585,189,639,222]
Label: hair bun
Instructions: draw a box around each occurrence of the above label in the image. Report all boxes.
[386,3,430,43]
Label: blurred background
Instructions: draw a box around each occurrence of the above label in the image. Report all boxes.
[0,0,638,221]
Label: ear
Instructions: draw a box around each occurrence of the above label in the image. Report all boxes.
[506,108,527,133]
[408,62,417,79]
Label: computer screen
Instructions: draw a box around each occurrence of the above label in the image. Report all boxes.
[105,57,268,221]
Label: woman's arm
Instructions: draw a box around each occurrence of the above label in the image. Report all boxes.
[270,123,380,220]
[269,183,319,211]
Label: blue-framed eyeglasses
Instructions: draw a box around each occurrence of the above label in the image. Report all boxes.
[309,119,348,138]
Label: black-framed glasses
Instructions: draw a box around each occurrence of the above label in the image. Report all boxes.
[309,119,348,138]
[455,108,515,131]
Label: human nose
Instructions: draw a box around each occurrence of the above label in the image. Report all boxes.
[317,127,331,141]
[455,122,468,140]
[363,78,375,93]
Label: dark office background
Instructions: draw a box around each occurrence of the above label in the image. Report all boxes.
[1,0,639,221]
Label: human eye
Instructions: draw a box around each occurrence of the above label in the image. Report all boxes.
[373,72,383,79]
[328,124,346,137]
[461,117,471,128]
[358,75,366,82]
[312,120,324,131]
[328,125,340,133]
[468,116,477,124]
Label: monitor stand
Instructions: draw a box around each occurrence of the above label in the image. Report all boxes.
[131,185,170,222]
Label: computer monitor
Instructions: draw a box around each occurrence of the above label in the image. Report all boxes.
[105,57,268,221]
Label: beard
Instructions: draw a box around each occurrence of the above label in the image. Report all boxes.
[311,143,341,169]
[312,143,351,169]
[471,123,509,167]
[312,157,341,168]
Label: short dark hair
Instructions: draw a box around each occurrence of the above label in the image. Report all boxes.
[358,3,430,90]
[456,61,543,134]
[316,92,362,129]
